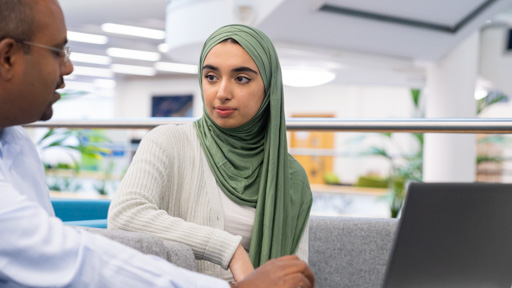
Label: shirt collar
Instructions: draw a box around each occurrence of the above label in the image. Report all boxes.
[0,127,22,167]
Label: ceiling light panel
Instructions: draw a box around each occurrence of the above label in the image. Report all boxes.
[111,64,156,76]
[101,23,165,39]
[106,47,161,61]
[72,66,114,78]
[70,52,111,65]
[67,31,108,44]
[154,62,198,74]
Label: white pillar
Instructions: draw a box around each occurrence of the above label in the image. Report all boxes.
[423,32,479,182]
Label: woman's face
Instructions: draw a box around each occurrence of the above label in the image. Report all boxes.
[202,41,265,129]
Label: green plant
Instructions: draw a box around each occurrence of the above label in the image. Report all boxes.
[476,90,509,115]
[354,174,389,188]
[324,172,341,185]
[47,176,82,192]
[475,91,510,177]
[37,128,112,193]
[367,131,423,217]
[94,161,115,195]
[364,89,423,217]
[363,89,509,217]
[38,128,111,170]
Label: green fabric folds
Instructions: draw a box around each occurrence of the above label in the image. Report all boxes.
[194,24,312,267]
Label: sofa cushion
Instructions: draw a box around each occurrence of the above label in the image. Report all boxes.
[80,227,196,272]
[309,216,397,288]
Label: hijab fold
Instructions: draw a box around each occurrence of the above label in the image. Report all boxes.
[194,24,312,267]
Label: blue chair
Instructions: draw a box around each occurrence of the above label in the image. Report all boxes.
[51,198,111,228]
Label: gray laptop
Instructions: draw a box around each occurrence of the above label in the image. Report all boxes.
[382,182,512,288]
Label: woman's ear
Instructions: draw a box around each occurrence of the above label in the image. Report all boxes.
[0,39,17,80]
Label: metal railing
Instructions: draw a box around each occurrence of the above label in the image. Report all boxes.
[24,118,512,134]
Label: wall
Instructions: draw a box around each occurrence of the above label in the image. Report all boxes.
[114,75,202,118]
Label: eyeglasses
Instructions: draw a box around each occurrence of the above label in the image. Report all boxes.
[18,40,71,64]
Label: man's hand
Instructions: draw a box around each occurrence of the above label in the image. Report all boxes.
[237,255,315,288]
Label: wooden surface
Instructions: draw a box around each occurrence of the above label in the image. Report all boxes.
[310,184,388,196]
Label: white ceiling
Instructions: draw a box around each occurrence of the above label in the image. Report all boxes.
[58,0,512,88]
[259,0,510,60]
[321,0,485,26]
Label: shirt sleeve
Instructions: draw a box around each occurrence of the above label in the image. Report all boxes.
[0,181,229,288]
[295,218,309,263]
[108,125,242,269]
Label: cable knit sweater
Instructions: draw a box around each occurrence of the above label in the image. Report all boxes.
[108,123,309,278]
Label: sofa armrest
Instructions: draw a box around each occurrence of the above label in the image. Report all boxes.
[309,216,397,288]
[79,227,196,272]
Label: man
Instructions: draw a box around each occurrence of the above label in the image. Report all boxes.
[0,0,315,287]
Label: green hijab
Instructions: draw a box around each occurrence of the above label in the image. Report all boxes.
[194,24,312,267]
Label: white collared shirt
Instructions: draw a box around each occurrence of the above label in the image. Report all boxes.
[0,126,53,215]
[0,126,228,288]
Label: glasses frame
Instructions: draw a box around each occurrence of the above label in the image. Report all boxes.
[17,40,71,64]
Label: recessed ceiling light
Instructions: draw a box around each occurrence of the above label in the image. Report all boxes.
[72,66,114,78]
[282,67,336,87]
[111,64,156,76]
[106,47,161,62]
[70,52,111,65]
[155,62,197,74]
[67,31,108,44]
[101,23,165,39]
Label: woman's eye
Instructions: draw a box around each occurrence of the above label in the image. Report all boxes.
[236,76,250,84]
[205,75,217,81]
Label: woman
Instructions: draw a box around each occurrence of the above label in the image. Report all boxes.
[108,24,312,282]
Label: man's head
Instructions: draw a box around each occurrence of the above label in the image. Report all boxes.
[0,0,73,130]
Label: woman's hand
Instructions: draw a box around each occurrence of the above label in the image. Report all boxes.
[237,255,315,288]
[229,245,254,281]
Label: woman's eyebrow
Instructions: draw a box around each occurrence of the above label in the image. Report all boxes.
[202,64,218,71]
[203,64,259,75]
[232,66,258,75]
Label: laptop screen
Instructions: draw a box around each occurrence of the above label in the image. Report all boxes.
[382,182,512,288]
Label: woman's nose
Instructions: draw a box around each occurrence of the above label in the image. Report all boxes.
[216,79,232,101]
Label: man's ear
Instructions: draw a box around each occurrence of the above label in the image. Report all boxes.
[0,38,17,80]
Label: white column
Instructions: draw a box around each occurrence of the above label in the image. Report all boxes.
[423,32,479,182]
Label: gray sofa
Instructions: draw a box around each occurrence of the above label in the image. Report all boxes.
[82,227,197,272]
[82,216,398,288]
[309,216,397,288]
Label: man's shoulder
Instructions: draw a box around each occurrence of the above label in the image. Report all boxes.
[0,126,31,145]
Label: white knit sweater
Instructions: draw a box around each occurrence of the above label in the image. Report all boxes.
[108,123,309,278]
